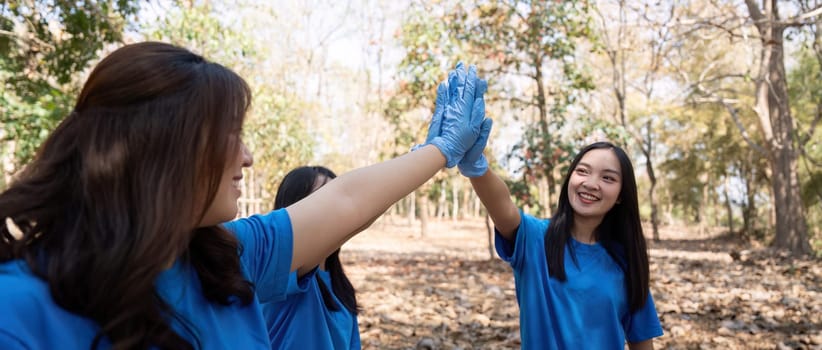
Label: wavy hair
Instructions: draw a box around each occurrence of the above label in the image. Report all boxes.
[543,142,650,312]
[274,166,360,315]
[0,42,255,349]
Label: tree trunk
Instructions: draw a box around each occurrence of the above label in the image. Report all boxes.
[724,176,734,235]
[741,154,758,238]
[745,0,811,254]
[534,58,555,217]
[418,190,429,237]
[407,192,416,226]
[461,181,471,219]
[451,181,459,221]
[698,178,708,236]
[643,121,660,241]
[486,213,495,260]
[437,185,446,219]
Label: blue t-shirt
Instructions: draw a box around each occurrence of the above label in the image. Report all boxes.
[261,269,361,349]
[495,212,663,349]
[0,209,294,349]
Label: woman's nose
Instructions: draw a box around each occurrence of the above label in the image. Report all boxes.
[581,179,598,190]
[241,142,253,167]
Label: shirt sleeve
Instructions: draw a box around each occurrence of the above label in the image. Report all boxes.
[223,209,294,303]
[494,211,548,271]
[624,290,664,342]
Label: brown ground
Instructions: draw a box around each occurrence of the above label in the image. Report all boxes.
[341,217,822,350]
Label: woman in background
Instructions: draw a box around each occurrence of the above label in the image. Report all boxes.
[456,128,664,349]
[263,166,362,349]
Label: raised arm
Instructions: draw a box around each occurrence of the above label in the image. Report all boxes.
[451,87,520,241]
[287,63,485,273]
[287,146,444,274]
[469,171,520,240]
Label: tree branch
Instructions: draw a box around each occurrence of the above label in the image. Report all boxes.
[0,29,56,50]
[781,6,822,27]
[504,95,539,109]
[743,0,765,24]
[692,96,768,156]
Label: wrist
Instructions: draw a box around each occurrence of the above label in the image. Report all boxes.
[458,158,488,178]
[429,137,461,168]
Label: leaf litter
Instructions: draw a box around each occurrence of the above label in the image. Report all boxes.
[342,218,821,350]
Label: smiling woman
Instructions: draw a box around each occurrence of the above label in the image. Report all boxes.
[0,41,489,349]
[463,141,663,349]
[200,137,254,227]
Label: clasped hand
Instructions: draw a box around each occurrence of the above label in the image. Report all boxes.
[422,62,492,176]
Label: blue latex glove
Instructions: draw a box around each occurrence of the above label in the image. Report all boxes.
[429,62,484,167]
[458,104,493,178]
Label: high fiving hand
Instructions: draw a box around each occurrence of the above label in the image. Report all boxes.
[426,62,489,168]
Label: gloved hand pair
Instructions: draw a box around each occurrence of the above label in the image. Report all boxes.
[421,62,492,177]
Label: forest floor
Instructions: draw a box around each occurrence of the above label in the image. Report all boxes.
[341,216,821,350]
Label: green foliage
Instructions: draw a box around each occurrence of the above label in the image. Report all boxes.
[788,47,822,208]
[1,0,139,171]
[384,4,460,158]
[787,45,822,249]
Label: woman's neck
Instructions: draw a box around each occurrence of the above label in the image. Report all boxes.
[571,216,601,244]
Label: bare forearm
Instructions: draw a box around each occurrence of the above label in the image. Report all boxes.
[469,170,520,240]
[288,145,445,272]
[628,339,654,350]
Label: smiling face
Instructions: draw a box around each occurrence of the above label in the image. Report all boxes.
[199,137,253,227]
[567,148,622,225]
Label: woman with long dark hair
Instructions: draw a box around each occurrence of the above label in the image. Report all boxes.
[459,139,663,349]
[262,166,362,349]
[0,42,487,349]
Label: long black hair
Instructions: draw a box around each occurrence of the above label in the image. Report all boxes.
[274,166,359,314]
[0,42,254,349]
[543,142,650,312]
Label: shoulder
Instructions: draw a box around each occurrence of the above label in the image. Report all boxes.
[0,260,101,347]
[0,260,50,301]
[224,208,291,237]
[0,261,55,324]
[519,212,551,239]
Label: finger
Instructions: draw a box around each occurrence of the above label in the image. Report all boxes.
[479,117,493,144]
[461,117,493,173]
[454,61,466,99]
[463,64,478,100]
[467,117,493,159]
[476,78,487,97]
[432,80,448,121]
[470,95,486,131]
[447,69,459,105]
[474,80,487,125]
[426,83,447,143]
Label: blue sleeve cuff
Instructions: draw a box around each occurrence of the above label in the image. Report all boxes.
[224,209,294,303]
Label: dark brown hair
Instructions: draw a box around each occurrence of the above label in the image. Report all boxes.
[0,42,254,349]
